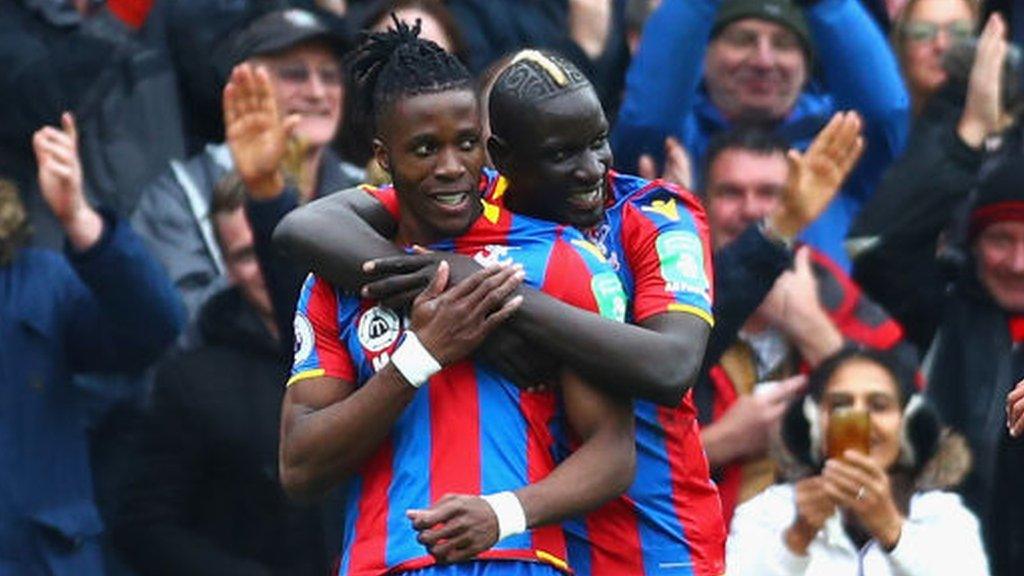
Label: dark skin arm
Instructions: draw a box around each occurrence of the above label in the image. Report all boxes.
[273,188,398,294]
[514,295,709,405]
[274,190,710,406]
[280,365,413,499]
[408,368,635,563]
[279,263,523,499]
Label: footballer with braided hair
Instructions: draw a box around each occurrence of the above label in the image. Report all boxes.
[279,21,636,576]
[349,16,471,132]
[278,45,726,575]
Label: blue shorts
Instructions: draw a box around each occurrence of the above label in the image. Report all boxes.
[400,561,563,576]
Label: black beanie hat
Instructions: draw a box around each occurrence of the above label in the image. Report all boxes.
[712,0,813,61]
[968,158,1024,241]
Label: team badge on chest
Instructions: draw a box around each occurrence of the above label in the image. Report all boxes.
[357,306,402,352]
[472,244,519,267]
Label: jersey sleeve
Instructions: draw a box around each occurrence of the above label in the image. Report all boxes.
[288,274,357,386]
[622,186,714,326]
[363,184,399,220]
[542,231,628,322]
[481,169,509,207]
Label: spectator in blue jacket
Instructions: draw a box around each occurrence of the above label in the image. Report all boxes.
[0,112,183,576]
[613,0,909,270]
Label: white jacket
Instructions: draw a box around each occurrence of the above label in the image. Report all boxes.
[726,484,990,576]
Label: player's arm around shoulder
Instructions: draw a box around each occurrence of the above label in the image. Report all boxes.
[273,186,402,294]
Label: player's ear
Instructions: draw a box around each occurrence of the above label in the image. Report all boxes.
[487,134,511,173]
[372,137,391,175]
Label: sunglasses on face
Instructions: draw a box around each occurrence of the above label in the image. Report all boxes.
[270,64,343,87]
[902,19,974,44]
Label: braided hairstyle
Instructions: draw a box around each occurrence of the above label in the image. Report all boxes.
[349,16,472,136]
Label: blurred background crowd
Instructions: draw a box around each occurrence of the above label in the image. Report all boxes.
[2,0,1024,574]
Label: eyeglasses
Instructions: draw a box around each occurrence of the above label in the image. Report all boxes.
[270,64,343,87]
[718,27,802,53]
[901,20,974,44]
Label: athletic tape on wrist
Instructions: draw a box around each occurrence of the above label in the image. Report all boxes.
[481,491,527,541]
[390,331,441,388]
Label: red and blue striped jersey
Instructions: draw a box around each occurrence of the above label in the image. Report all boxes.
[488,171,726,576]
[289,183,627,576]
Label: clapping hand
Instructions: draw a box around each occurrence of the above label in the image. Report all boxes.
[758,246,844,366]
[32,112,102,250]
[759,247,823,331]
[569,0,613,59]
[958,14,1010,148]
[1008,379,1024,438]
[768,111,864,240]
[638,137,693,190]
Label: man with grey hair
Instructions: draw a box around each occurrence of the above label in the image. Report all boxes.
[131,8,363,341]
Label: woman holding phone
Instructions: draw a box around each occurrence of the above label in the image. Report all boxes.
[726,347,990,575]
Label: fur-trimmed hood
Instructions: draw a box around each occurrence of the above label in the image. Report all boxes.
[773,426,973,492]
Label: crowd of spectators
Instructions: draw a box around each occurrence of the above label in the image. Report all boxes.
[2,0,1024,575]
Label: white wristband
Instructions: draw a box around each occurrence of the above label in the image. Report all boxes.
[390,331,441,388]
[481,491,527,541]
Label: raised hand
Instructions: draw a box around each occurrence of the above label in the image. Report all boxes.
[569,0,613,59]
[314,0,347,16]
[409,261,525,366]
[704,375,807,467]
[759,247,843,367]
[958,14,1010,148]
[821,450,904,550]
[768,111,864,240]
[32,112,102,250]
[637,136,693,190]
[785,476,837,555]
[1008,379,1024,438]
[223,63,301,200]
[407,493,500,563]
[759,247,821,327]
